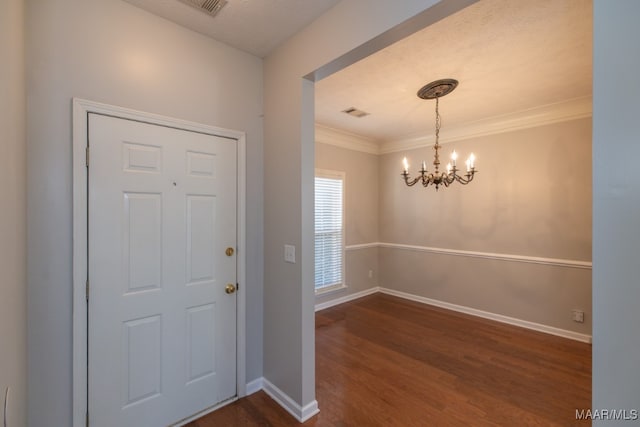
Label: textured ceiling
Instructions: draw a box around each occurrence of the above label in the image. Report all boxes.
[315,0,593,143]
[122,0,341,57]
[122,0,592,143]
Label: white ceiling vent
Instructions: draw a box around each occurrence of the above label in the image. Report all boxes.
[342,107,370,118]
[178,0,228,17]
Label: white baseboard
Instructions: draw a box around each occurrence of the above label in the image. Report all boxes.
[262,378,319,422]
[378,287,592,343]
[315,286,380,312]
[245,377,263,396]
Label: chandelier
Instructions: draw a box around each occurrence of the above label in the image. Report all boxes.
[401,79,477,190]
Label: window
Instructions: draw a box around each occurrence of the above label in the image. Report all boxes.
[315,170,345,293]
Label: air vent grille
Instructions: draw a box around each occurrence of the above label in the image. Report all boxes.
[178,0,228,17]
[342,107,370,118]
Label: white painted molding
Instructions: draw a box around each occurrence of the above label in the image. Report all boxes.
[316,97,592,156]
[262,378,320,422]
[315,287,380,312]
[245,377,264,396]
[380,96,593,154]
[379,242,592,270]
[378,287,592,343]
[315,124,380,154]
[345,242,379,251]
[344,242,591,269]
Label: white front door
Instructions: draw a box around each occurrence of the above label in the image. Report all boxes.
[88,113,237,427]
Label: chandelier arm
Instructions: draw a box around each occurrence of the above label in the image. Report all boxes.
[402,173,422,186]
[453,171,477,185]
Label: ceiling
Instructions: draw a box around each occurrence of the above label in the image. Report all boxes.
[122,0,592,144]
[316,0,592,143]
[122,0,341,58]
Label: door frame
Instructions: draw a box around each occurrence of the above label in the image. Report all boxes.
[71,98,247,427]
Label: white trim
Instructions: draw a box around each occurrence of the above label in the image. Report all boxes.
[315,287,380,312]
[378,288,592,343]
[315,283,347,296]
[379,96,593,154]
[312,285,593,343]
[72,98,248,426]
[245,377,264,396]
[345,242,379,251]
[315,98,592,156]
[352,242,592,270]
[315,124,380,154]
[262,378,319,423]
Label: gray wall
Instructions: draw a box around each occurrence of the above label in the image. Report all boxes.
[0,0,27,425]
[26,0,263,425]
[264,0,474,409]
[315,142,379,306]
[379,119,592,335]
[593,0,640,421]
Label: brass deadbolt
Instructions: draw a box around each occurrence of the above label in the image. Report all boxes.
[225,247,235,257]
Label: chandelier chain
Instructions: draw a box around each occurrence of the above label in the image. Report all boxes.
[433,97,441,171]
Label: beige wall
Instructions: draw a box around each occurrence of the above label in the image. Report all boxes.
[380,119,592,260]
[379,118,592,334]
[316,143,379,245]
[0,0,27,425]
[26,0,263,424]
[315,142,379,306]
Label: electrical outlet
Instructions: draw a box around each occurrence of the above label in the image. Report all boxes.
[572,309,584,323]
[284,244,296,263]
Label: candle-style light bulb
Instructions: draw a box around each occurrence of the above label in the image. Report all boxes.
[421,161,426,171]
[402,157,409,173]
[465,158,471,172]
[446,163,452,175]
[451,150,458,167]
[469,153,476,169]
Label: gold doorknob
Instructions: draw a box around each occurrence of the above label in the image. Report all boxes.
[225,247,235,257]
[225,283,236,294]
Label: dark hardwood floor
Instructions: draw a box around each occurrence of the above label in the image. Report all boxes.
[188,293,591,426]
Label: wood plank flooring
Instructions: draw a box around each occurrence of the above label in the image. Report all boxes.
[188,293,591,426]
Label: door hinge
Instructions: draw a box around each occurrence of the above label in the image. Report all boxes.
[85,146,90,167]
[86,279,90,302]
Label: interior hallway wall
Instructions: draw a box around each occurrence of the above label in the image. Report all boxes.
[0,0,27,425]
[592,0,640,416]
[26,0,263,425]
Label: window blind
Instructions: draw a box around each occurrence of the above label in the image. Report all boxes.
[315,174,344,290]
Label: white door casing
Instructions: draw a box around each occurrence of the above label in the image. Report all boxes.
[72,99,247,427]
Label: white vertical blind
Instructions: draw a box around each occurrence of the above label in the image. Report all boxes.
[315,172,344,290]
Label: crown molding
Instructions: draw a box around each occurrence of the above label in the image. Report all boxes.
[379,96,593,154]
[315,124,381,155]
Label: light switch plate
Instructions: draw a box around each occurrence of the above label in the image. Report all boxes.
[284,244,296,263]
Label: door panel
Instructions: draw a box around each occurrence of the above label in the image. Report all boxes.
[88,114,237,427]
